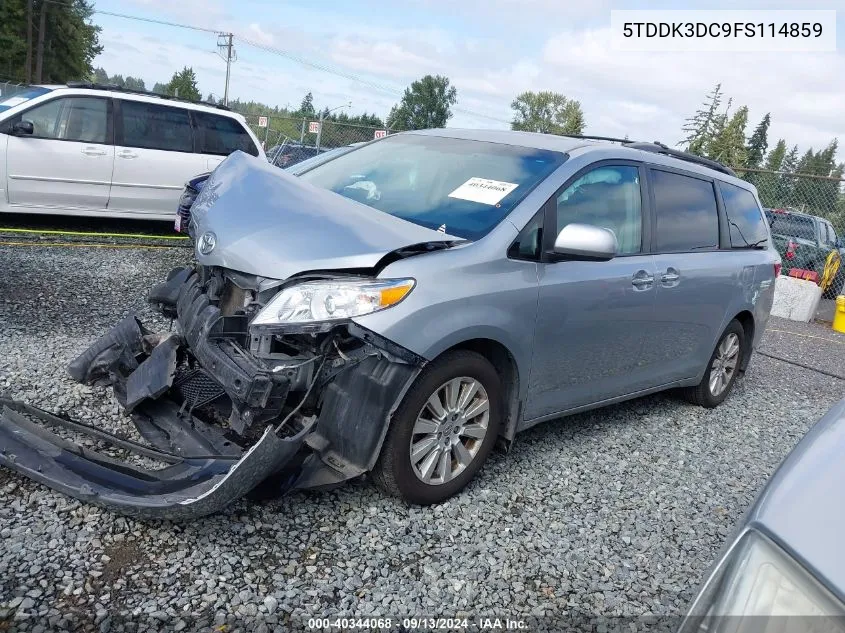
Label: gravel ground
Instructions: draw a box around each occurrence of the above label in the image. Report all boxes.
[1,243,844,632]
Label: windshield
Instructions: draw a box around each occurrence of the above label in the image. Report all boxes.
[0,86,52,113]
[298,134,567,240]
[766,211,816,241]
[285,145,356,175]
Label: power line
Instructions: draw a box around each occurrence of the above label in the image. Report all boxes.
[54,4,511,125]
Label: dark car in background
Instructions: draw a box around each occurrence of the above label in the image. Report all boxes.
[765,207,845,297]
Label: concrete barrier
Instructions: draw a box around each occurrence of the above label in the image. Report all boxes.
[771,275,822,322]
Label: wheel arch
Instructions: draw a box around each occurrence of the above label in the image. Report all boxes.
[733,309,755,372]
[437,337,522,442]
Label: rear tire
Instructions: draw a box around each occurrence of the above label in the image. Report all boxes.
[683,320,745,408]
[372,350,502,505]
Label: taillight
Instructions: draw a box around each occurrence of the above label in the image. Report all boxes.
[774,262,782,277]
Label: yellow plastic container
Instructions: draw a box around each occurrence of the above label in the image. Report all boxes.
[834,296,845,334]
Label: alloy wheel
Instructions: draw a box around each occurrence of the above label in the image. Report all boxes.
[709,333,740,397]
[409,377,490,486]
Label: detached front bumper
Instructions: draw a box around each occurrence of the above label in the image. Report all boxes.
[0,267,423,519]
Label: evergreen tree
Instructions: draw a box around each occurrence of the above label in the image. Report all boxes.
[164,67,200,101]
[705,104,747,167]
[680,83,722,156]
[764,139,787,171]
[299,92,315,116]
[745,113,770,169]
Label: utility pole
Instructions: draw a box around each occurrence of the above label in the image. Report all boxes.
[216,33,235,107]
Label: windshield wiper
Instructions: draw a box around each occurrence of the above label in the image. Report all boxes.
[729,220,768,249]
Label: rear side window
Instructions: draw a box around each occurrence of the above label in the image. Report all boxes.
[194,111,258,157]
[651,169,719,252]
[120,100,193,153]
[718,182,768,248]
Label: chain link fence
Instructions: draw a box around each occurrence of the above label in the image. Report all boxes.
[242,114,392,168]
[735,167,845,298]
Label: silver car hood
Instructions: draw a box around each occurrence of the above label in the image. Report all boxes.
[748,397,845,601]
[190,151,458,279]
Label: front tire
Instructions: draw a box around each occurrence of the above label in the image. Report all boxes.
[683,320,745,408]
[372,350,502,505]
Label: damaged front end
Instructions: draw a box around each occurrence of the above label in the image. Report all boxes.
[0,266,424,519]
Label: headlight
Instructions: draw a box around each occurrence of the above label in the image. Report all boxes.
[681,530,845,633]
[251,278,415,326]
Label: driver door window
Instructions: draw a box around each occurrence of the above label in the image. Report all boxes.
[555,165,643,255]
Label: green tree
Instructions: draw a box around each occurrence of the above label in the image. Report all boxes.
[0,0,101,83]
[764,139,787,171]
[745,113,770,169]
[755,138,787,205]
[705,104,748,167]
[386,74,457,131]
[164,67,200,101]
[92,66,109,84]
[510,90,585,135]
[781,145,799,173]
[152,82,168,94]
[680,83,723,156]
[298,91,315,116]
[123,76,145,91]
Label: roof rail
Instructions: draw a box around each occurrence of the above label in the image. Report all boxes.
[623,141,737,177]
[65,81,231,111]
[567,134,632,144]
[564,134,737,177]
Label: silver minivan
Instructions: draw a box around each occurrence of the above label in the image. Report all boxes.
[0,130,779,519]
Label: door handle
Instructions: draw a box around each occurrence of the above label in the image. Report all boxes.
[81,147,107,156]
[661,268,681,285]
[117,150,138,159]
[631,271,654,289]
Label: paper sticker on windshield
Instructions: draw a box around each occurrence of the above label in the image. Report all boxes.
[448,177,518,206]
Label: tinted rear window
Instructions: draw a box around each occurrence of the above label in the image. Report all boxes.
[767,212,816,241]
[718,182,768,248]
[652,169,719,252]
[121,100,193,152]
[194,111,258,157]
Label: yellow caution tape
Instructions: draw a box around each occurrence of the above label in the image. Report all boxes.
[0,240,179,250]
[767,328,845,344]
[0,227,188,240]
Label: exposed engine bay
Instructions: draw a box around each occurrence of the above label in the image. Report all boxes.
[0,265,424,519]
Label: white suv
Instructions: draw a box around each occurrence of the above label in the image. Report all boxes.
[0,83,264,220]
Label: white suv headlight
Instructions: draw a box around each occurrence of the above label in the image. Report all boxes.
[681,530,845,633]
[251,278,415,326]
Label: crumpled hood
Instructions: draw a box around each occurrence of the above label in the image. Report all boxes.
[189,151,457,279]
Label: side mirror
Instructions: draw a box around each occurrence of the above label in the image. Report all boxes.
[550,223,618,261]
[12,120,34,136]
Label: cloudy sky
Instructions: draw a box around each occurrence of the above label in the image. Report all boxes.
[93,0,844,157]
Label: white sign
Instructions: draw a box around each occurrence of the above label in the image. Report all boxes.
[309,121,321,134]
[374,129,387,139]
[448,177,519,206]
[258,116,268,128]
